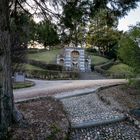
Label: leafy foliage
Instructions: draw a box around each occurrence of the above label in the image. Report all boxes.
[85,8,121,59]
[118,34,140,73]
[11,11,35,72]
[36,21,60,48]
[60,1,88,46]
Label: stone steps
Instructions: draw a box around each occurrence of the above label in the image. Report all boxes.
[57,88,140,139]
[54,88,98,99]
[60,92,125,128]
[70,121,140,140]
[71,113,126,129]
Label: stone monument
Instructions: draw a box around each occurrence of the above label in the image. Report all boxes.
[14,72,25,82]
[57,47,91,72]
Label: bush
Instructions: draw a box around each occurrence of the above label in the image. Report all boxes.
[91,64,94,71]
[46,64,63,71]
[118,36,140,74]
[86,48,97,54]
[25,69,79,80]
[27,59,64,71]
[27,49,47,54]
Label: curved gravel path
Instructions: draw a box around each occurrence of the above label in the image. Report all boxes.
[58,85,140,140]
[14,79,126,102]
[14,78,140,139]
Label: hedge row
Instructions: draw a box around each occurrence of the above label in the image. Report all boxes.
[94,59,114,74]
[94,60,133,79]
[106,73,134,79]
[25,69,79,80]
[27,49,48,54]
[27,59,64,71]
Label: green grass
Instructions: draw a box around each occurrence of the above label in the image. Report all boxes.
[13,81,35,89]
[25,64,45,71]
[28,49,62,64]
[90,55,109,65]
[28,48,110,67]
[107,63,133,75]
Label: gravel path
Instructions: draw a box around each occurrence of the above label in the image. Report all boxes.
[14,78,140,139]
[60,92,140,140]
[70,121,140,140]
[61,93,125,127]
[79,72,106,80]
[14,79,126,102]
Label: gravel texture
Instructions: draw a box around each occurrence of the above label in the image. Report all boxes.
[60,87,140,140]
[70,121,140,140]
[61,93,124,126]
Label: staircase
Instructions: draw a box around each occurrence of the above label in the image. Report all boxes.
[55,88,140,140]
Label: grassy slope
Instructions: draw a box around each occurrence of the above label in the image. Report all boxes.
[28,49,62,64]
[28,49,109,66]
[107,63,133,75]
[13,81,35,89]
[25,64,45,71]
[90,55,109,65]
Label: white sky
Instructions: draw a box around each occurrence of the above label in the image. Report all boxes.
[117,2,140,31]
[31,1,140,32]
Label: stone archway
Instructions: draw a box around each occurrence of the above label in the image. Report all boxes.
[71,50,80,70]
[71,50,80,59]
[85,59,89,71]
[59,58,64,65]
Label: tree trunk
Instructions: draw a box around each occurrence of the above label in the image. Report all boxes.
[0,0,23,139]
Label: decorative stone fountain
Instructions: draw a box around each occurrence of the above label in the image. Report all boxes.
[57,47,91,72]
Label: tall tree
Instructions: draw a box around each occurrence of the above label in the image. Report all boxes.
[36,21,60,49]
[61,0,140,47]
[0,0,22,139]
[11,11,35,73]
[60,0,89,47]
[118,25,140,74]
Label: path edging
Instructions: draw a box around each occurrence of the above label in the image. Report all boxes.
[72,115,127,129]
[15,83,125,103]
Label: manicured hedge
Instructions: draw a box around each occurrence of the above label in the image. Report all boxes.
[94,59,114,74]
[27,49,47,54]
[25,69,79,80]
[94,60,133,79]
[27,59,64,71]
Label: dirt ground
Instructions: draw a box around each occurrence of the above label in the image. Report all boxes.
[97,85,140,119]
[8,83,140,140]
[8,97,69,140]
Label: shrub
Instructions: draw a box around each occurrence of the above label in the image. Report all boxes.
[86,48,97,53]
[27,59,64,71]
[91,64,94,71]
[25,69,79,80]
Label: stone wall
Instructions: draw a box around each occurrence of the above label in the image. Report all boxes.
[57,48,91,72]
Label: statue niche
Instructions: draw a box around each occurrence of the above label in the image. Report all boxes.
[71,50,80,70]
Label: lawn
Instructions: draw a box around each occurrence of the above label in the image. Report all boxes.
[107,63,133,75]
[25,64,45,71]
[90,55,109,65]
[13,80,35,89]
[28,49,109,66]
[28,49,62,64]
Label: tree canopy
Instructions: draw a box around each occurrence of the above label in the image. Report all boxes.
[1,0,140,139]
[36,21,60,48]
[118,23,140,73]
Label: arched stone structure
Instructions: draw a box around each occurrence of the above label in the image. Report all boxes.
[57,48,91,72]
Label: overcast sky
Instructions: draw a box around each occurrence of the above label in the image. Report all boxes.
[32,1,140,32]
[117,2,140,31]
